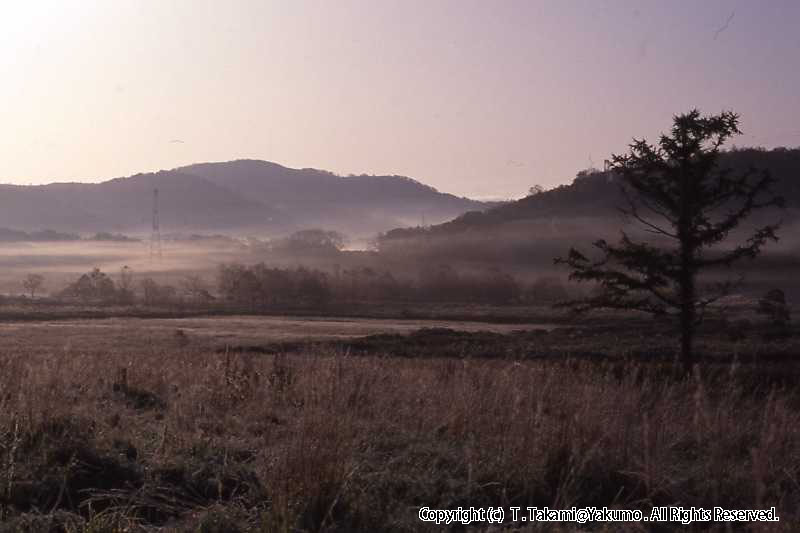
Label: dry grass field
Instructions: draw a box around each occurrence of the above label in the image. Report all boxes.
[0,315,558,352]
[0,316,798,532]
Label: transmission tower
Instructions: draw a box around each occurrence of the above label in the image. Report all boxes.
[150,188,162,261]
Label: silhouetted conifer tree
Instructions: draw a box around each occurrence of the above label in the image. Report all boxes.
[558,110,783,370]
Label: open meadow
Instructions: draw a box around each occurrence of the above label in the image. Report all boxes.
[1,313,798,532]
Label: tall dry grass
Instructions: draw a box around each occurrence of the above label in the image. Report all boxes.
[0,335,798,531]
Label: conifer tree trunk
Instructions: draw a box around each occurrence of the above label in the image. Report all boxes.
[678,162,696,372]
[678,264,695,372]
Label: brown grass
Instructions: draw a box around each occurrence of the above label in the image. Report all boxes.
[0,322,798,532]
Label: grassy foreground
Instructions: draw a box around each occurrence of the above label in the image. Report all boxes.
[0,323,798,532]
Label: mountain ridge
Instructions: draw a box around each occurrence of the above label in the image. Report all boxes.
[376,147,800,264]
[0,160,489,237]
[387,147,800,236]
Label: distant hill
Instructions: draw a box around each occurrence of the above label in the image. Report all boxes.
[0,161,488,237]
[177,160,487,235]
[377,148,800,264]
[0,171,276,234]
[439,148,800,231]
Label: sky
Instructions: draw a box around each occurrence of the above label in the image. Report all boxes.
[0,0,798,199]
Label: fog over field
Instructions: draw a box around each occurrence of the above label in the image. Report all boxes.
[0,241,234,294]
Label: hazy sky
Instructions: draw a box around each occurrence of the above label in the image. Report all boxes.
[1,1,798,198]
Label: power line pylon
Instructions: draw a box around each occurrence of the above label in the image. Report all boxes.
[150,188,162,261]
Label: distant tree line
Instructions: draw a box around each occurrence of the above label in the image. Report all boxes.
[218,263,332,309]
[15,262,578,309]
[10,262,793,334]
[48,267,212,306]
[215,262,569,307]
